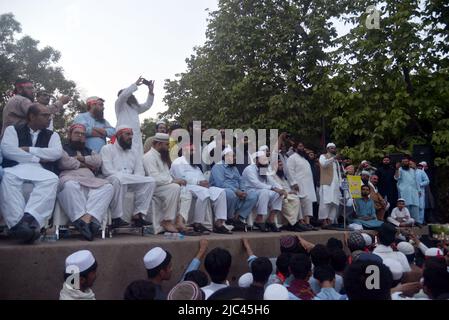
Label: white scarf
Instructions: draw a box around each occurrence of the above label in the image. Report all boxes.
[59,283,96,300]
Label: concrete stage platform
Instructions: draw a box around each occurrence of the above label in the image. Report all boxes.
[0,228,425,300]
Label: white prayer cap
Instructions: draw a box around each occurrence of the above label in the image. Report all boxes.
[361,170,371,176]
[361,233,372,246]
[259,145,269,152]
[238,273,253,288]
[153,133,170,143]
[382,258,403,281]
[326,143,336,148]
[252,151,265,159]
[264,284,289,300]
[222,147,233,157]
[419,161,427,167]
[361,160,368,164]
[65,250,95,273]
[425,248,444,258]
[156,120,166,126]
[144,247,167,270]
[397,242,415,256]
[397,198,406,202]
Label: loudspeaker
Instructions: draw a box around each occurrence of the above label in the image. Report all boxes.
[413,144,434,166]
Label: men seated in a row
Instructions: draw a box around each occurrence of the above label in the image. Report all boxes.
[0,104,61,243]
[58,124,114,241]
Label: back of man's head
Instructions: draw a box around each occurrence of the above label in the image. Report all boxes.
[184,270,209,288]
[330,249,348,273]
[276,253,291,277]
[251,257,273,284]
[124,280,156,300]
[280,235,307,254]
[205,248,232,284]
[289,254,312,280]
[378,223,397,246]
[344,260,393,300]
[327,238,344,251]
[310,244,331,267]
[313,265,336,285]
[423,264,449,299]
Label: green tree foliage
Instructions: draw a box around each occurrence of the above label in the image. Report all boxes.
[0,13,81,132]
[163,0,340,147]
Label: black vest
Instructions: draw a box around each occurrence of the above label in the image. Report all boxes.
[63,144,92,157]
[2,124,58,174]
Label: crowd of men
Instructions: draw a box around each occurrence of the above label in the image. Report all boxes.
[0,78,440,244]
[61,225,449,300]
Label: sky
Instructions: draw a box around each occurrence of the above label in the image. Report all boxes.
[0,0,219,126]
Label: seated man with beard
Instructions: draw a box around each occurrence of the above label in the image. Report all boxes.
[170,144,231,234]
[242,152,286,232]
[143,133,184,233]
[271,158,311,232]
[57,124,114,241]
[209,147,258,230]
[100,125,156,228]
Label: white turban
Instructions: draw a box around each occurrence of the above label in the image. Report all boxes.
[222,147,233,157]
[326,143,336,149]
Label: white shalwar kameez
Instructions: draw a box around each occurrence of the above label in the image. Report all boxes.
[0,126,62,228]
[286,153,317,217]
[242,164,283,215]
[100,143,155,220]
[57,151,114,223]
[170,156,227,223]
[318,155,342,222]
[115,83,154,165]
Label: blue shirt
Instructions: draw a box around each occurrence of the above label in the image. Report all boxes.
[210,162,243,191]
[73,112,115,153]
[314,287,346,300]
[180,258,201,282]
[395,168,420,206]
[352,198,383,228]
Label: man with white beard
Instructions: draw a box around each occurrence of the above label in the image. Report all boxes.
[101,125,155,228]
[242,152,286,232]
[318,143,342,227]
[170,144,231,234]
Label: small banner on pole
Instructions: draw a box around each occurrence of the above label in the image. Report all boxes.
[347,175,362,199]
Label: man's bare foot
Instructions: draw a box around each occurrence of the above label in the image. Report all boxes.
[161,221,178,233]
